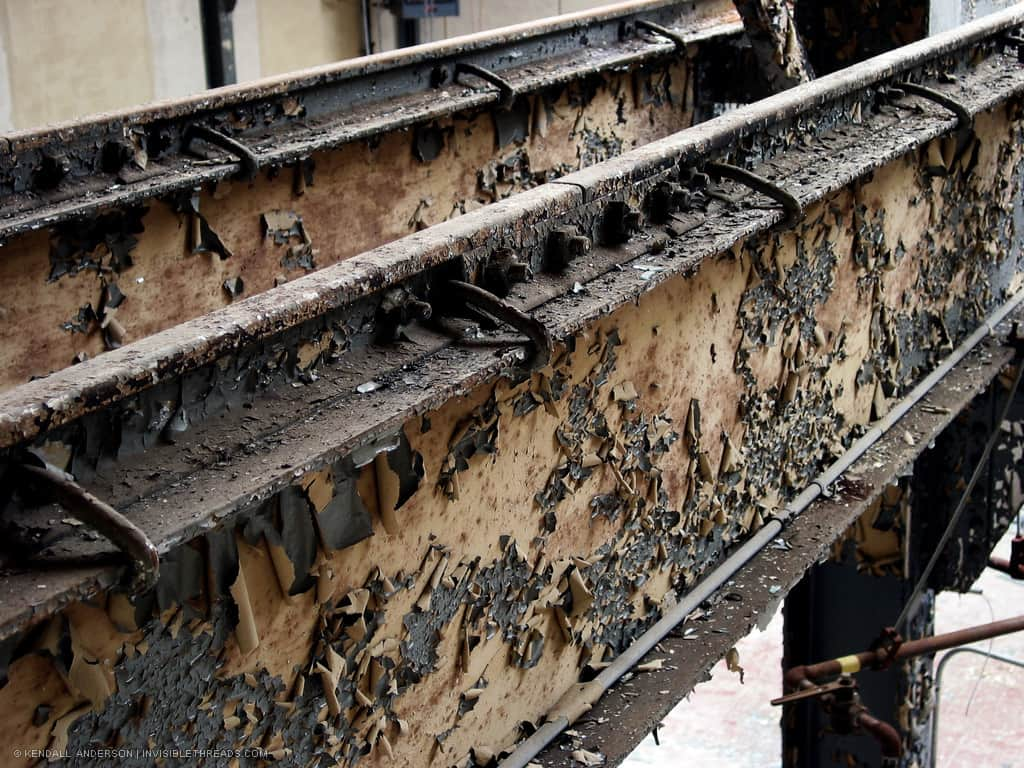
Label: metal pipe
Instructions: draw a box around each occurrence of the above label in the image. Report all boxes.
[361,0,373,57]
[900,615,1024,658]
[783,615,1024,691]
[857,710,902,759]
[199,0,238,88]
[930,647,1024,768]
[499,288,1024,768]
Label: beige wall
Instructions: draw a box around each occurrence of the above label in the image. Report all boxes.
[0,0,154,130]
[251,0,363,78]
[0,0,206,131]
[418,0,623,42]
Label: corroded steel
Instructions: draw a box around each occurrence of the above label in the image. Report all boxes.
[0,3,740,388]
[0,9,1023,768]
[529,339,1016,767]
[0,0,740,220]
[734,0,814,89]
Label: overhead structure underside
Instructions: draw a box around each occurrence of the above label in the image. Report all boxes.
[1,3,1023,767]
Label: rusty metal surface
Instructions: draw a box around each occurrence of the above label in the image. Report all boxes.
[0,87,1019,768]
[0,0,740,238]
[0,0,745,390]
[532,340,1016,767]
[1,8,1020,393]
[0,56,700,388]
[1,9,1022,446]
[0,12,1023,768]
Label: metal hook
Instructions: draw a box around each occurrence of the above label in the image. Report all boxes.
[899,82,975,165]
[635,19,687,52]
[446,280,552,371]
[184,123,260,181]
[454,62,517,109]
[705,161,803,231]
[899,82,973,130]
[15,462,160,594]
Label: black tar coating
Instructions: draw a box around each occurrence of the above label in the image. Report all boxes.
[387,431,424,510]
[311,459,374,551]
[48,207,146,281]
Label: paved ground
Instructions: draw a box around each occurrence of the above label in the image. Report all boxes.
[622,526,1024,767]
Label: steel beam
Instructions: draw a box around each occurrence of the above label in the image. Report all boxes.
[531,333,1016,767]
[0,9,1023,767]
[0,1,743,390]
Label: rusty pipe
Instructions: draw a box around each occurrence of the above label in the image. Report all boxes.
[857,710,902,760]
[989,556,1024,578]
[783,615,1024,691]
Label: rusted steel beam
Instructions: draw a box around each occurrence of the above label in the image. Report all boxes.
[734,0,814,90]
[0,0,739,232]
[531,339,1017,767]
[0,9,1022,767]
[0,2,742,391]
[1,9,1021,448]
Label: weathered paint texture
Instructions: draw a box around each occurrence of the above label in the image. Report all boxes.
[0,59,695,390]
[734,0,814,90]
[790,360,1024,767]
[2,102,1022,765]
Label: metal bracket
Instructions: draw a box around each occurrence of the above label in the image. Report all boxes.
[899,82,973,130]
[635,19,687,52]
[868,626,904,670]
[184,124,260,180]
[771,677,855,706]
[446,280,552,371]
[14,462,160,593]
[705,161,803,230]
[454,62,517,109]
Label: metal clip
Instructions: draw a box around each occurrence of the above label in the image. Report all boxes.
[705,161,803,230]
[446,280,552,371]
[184,124,260,181]
[15,462,160,593]
[899,82,973,130]
[454,62,516,109]
[635,19,687,52]
[899,82,975,164]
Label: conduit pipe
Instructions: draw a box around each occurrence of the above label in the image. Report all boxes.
[930,647,1024,767]
[782,614,1024,691]
[498,289,1024,768]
